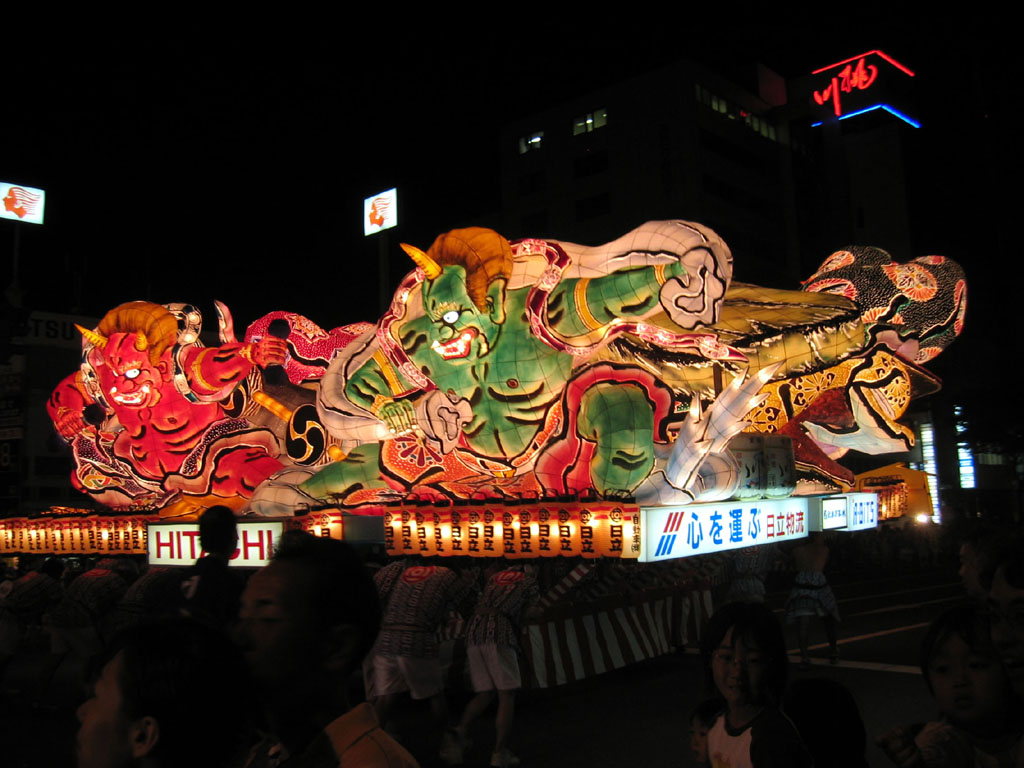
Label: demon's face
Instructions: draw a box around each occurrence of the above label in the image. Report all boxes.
[96,333,170,410]
[416,267,507,364]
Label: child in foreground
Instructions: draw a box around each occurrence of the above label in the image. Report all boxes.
[699,602,812,768]
[878,602,1022,767]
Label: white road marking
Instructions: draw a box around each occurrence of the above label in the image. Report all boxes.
[836,582,960,605]
[848,595,962,617]
[822,621,931,647]
[788,655,921,675]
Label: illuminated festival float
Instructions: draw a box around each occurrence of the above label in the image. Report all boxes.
[2,220,965,679]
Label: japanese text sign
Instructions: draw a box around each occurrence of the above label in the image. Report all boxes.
[639,498,810,562]
[809,50,915,123]
[844,493,879,531]
[384,500,641,559]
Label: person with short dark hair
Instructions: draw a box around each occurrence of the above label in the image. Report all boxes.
[700,602,811,767]
[988,537,1024,699]
[181,505,243,631]
[75,618,255,768]
[51,558,133,661]
[878,603,1021,767]
[0,557,64,673]
[958,522,1002,602]
[236,531,418,768]
[784,678,869,768]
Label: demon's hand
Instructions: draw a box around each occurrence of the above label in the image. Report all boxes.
[660,246,730,329]
[48,374,92,441]
[372,396,417,435]
[415,389,472,454]
[248,336,288,367]
[54,406,87,441]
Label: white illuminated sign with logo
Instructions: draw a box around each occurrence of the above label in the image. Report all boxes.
[640,498,809,562]
[845,493,878,531]
[148,521,284,567]
[1,181,45,224]
[364,187,398,235]
[821,498,848,530]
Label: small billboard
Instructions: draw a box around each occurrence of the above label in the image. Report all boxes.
[364,187,398,236]
[640,497,810,562]
[1,181,45,224]
[148,520,284,567]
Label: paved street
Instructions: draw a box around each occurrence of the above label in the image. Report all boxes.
[439,566,962,767]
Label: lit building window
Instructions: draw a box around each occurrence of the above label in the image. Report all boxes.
[954,405,976,490]
[572,108,607,136]
[518,131,544,154]
[697,85,778,142]
[919,422,941,520]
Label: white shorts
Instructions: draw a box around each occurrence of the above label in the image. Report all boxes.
[373,654,443,700]
[467,643,521,692]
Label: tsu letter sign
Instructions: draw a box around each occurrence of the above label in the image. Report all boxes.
[1,182,45,224]
[640,498,809,562]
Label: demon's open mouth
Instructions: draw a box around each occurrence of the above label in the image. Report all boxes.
[110,384,151,406]
[431,328,477,360]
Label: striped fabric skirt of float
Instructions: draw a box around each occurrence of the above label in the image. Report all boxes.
[521,584,714,688]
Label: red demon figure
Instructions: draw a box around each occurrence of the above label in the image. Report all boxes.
[48,301,287,512]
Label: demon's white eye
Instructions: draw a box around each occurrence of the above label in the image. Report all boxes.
[124,369,140,379]
[442,310,460,324]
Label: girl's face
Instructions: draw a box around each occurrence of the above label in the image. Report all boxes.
[712,626,765,710]
[927,633,1007,725]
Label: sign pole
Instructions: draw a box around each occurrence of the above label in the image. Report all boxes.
[379,230,390,316]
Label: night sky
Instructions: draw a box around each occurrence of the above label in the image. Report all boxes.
[2,12,1015,417]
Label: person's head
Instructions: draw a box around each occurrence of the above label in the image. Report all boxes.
[76,618,252,768]
[701,602,788,712]
[958,523,1001,601]
[920,603,1009,726]
[108,557,139,585]
[40,556,64,580]
[198,505,237,558]
[689,699,721,764]
[235,531,380,700]
[988,543,1024,697]
[783,678,868,768]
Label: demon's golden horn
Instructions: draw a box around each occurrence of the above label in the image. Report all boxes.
[401,243,442,280]
[134,330,149,352]
[75,324,108,349]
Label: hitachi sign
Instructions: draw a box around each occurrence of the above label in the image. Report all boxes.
[147,521,284,567]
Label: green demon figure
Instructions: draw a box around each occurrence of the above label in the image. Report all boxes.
[248,221,768,514]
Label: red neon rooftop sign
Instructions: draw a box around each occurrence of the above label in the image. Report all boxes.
[811,50,915,119]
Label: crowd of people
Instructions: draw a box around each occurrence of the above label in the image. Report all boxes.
[2,512,1024,767]
[0,508,543,768]
[685,520,1024,767]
